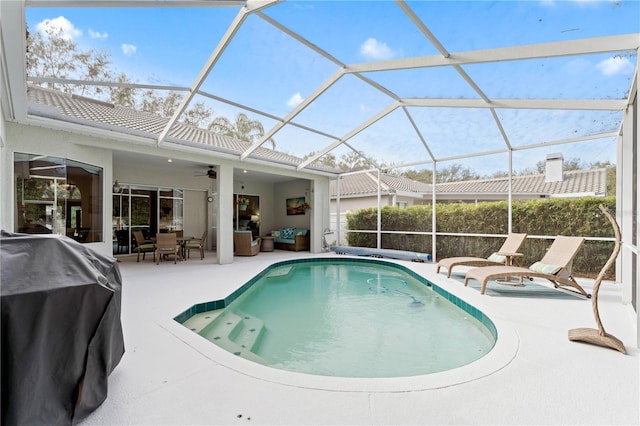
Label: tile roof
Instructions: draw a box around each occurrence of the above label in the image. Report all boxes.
[26,85,342,174]
[435,169,608,197]
[331,172,433,197]
[331,169,608,198]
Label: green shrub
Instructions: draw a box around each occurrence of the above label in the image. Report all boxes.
[345,196,616,278]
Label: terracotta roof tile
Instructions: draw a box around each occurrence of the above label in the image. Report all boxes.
[26,85,341,174]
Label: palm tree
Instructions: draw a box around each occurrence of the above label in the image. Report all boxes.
[208,113,275,149]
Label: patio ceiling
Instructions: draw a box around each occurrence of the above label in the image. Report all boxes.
[1,0,639,177]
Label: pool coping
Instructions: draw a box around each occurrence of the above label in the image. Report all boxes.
[161,257,520,393]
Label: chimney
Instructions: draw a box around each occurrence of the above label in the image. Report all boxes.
[545,153,563,182]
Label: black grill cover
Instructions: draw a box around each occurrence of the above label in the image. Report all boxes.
[1,231,125,425]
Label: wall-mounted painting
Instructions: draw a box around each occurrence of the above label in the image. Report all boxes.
[286,196,306,215]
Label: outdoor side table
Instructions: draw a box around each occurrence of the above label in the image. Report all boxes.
[261,236,275,252]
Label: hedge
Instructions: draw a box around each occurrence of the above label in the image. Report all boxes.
[345,196,616,278]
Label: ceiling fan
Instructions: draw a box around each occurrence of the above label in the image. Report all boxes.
[195,165,217,179]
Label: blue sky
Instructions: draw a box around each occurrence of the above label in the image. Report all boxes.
[26,1,639,175]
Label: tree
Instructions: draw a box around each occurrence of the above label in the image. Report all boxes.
[208,113,275,148]
[27,24,114,99]
[401,163,480,183]
[402,169,433,183]
[27,22,214,128]
[109,73,137,108]
[436,164,479,183]
[337,151,373,172]
[302,152,338,169]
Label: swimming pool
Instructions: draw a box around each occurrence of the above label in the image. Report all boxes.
[175,258,505,383]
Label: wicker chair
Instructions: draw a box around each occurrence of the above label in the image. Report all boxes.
[133,230,155,262]
[156,232,181,264]
[185,229,207,260]
[234,230,261,256]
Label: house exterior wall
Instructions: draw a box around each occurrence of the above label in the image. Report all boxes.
[1,121,331,260]
[3,122,113,257]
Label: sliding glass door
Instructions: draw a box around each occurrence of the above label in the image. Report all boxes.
[112,185,183,255]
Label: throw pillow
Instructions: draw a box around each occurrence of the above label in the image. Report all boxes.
[529,261,562,275]
[280,227,295,239]
[487,253,506,263]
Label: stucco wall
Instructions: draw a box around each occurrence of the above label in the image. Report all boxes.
[3,123,113,256]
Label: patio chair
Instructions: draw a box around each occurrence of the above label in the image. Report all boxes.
[133,230,155,262]
[436,233,528,278]
[185,229,207,260]
[464,235,590,298]
[114,229,129,254]
[234,230,261,256]
[156,232,181,264]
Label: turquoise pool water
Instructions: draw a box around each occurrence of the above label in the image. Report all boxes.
[178,258,496,378]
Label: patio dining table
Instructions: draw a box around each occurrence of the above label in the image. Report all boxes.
[151,235,194,260]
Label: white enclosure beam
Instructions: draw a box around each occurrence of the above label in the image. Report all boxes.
[243,69,346,161]
[297,102,400,170]
[1,0,28,121]
[157,1,278,146]
[347,34,639,73]
[402,98,627,111]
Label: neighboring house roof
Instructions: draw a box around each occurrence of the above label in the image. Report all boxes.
[331,168,608,199]
[26,85,342,174]
[330,172,433,198]
[435,168,608,198]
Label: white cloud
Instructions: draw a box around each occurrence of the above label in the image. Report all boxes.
[360,38,395,60]
[597,56,634,76]
[287,92,303,108]
[36,16,82,40]
[88,29,108,40]
[121,44,137,56]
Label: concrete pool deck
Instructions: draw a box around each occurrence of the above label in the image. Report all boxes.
[81,250,638,425]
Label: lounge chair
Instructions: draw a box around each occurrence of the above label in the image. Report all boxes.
[436,233,527,278]
[464,235,590,298]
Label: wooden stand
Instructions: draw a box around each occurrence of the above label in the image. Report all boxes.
[494,252,524,286]
[568,204,626,354]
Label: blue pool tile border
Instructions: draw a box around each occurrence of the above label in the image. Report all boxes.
[173,257,497,342]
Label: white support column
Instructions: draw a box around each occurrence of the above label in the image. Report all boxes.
[217,164,234,264]
[336,177,341,245]
[311,178,329,253]
[619,102,635,305]
[508,151,513,233]
[432,162,437,263]
[377,169,382,249]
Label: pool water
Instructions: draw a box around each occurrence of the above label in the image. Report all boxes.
[182,259,496,378]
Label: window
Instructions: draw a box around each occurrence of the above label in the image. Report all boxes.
[14,153,103,242]
[112,185,184,255]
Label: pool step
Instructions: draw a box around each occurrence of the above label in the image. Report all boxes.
[198,311,267,364]
[266,265,293,278]
[182,310,223,334]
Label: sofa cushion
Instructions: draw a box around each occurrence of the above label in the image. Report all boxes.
[280,227,296,239]
[274,238,296,244]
